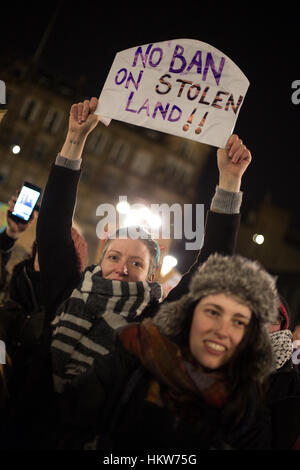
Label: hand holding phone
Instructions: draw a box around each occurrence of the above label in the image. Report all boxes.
[8,182,42,225]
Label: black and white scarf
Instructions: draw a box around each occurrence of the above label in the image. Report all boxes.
[269,329,294,370]
[51,264,162,392]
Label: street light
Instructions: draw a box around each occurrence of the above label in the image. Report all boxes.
[12,145,21,154]
[252,233,264,245]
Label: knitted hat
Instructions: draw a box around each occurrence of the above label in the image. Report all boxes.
[154,253,280,336]
[71,226,88,272]
[153,254,280,379]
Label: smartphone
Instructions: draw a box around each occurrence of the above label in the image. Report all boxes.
[9,181,42,224]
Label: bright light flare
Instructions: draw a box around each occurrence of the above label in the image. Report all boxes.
[160,255,178,277]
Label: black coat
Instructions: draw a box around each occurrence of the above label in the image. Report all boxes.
[0,231,45,365]
[267,360,300,449]
[50,338,272,451]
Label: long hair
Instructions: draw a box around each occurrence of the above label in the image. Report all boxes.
[176,300,273,428]
[221,314,273,428]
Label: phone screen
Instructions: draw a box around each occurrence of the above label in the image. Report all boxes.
[12,185,41,222]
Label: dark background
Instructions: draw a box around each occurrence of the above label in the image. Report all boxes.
[1,2,299,231]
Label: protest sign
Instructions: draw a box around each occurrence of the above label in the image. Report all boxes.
[96,39,249,148]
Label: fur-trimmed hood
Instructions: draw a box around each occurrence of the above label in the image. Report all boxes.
[153,254,280,381]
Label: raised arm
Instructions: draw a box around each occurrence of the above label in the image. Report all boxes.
[36,98,100,323]
[165,134,252,302]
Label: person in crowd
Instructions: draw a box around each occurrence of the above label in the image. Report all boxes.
[36,97,252,393]
[293,325,300,343]
[0,197,38,305]
[0,199,88,389]
[51,253,279,450]
[266,296,300,449]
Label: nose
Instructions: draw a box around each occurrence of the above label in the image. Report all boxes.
[115,261,128,276]
[214,319,230,338]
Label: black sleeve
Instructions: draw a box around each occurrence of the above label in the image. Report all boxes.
[54,346,137,448]
[164,210,240,302]
[36,164,83,324]
[232,406,272,449]
[0,229,16,265]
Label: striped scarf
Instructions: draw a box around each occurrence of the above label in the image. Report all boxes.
[51,264,162,392]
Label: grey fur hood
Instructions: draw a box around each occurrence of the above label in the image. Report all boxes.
[153,254,280,381]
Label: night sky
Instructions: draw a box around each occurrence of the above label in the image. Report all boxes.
[1,2,299,230]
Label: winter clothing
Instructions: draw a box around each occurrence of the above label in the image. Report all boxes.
[269,330,294,370]
[36,161,242,326]
[119,319,228,410]
[45,253,279,450]
[52,296,273,449]
[51,265,162,392]
[35,163,241,388]
[29,158,247,449]
[264,293,300,449]
[0,230,44,365]
[153,253,279,384]
[154,253,279,332]
[3,154,243,449]
[0,225,87,366]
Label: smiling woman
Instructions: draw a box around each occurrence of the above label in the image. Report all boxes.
[189,293,252,370]
[150,253,280,437]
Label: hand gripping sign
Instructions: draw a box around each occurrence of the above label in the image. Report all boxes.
[96,39,249,148]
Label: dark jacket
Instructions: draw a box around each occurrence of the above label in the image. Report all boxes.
[50,336,271,451]
[0,231,44,363]
[267,359,300,449]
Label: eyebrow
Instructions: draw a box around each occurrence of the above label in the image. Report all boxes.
[203,303,251,320]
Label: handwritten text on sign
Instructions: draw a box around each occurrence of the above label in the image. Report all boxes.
[96,39,250,148]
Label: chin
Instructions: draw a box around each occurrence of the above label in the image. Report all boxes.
[197,353,227,371]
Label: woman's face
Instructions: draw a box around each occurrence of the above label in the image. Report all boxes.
[189,293,252,370]
[100,238,151,282]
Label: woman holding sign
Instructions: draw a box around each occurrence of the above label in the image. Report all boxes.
[35,97,252,394]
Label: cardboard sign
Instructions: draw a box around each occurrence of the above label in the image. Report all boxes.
[96,39,249,148]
